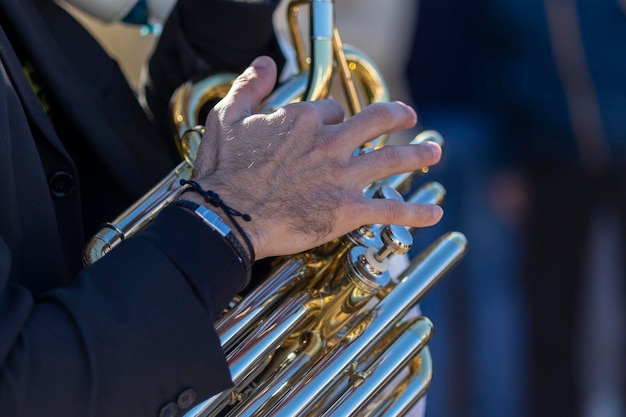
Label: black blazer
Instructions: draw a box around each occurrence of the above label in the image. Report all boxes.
[0,0,281,415]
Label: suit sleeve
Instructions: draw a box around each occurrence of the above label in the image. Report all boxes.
[144,0,285,150]
[0,206,247,417]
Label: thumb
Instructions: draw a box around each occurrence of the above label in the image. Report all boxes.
[216,56,277,122]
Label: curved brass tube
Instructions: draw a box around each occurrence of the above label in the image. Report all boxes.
[369,348,434,417]
[217,254,323,352]
[81,161,191,264]
[267,232,467,417]
[320,318,433,417]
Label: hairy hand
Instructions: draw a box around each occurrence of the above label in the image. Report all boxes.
[190,56,443,260]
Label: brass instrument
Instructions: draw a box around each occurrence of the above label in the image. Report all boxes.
[83,1,467,416]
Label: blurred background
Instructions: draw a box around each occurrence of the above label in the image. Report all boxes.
[62,1,626,416]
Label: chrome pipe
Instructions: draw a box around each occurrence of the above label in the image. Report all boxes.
[81,161,190,264]
[268,232,468,416]
[217,255,322,352]
[193,293,319,417]
[320,318,433,416]
[369,348,433,417]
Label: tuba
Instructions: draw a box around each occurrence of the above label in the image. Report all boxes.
[84,1,468,416]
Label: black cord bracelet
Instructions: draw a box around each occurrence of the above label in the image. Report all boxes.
[178,179,256,263]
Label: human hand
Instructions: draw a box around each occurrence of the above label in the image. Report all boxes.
[188,56,443,260]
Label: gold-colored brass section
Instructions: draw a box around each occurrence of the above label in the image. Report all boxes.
[170,73,235,164]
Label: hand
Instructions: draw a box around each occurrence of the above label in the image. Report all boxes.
[189,56,443,260]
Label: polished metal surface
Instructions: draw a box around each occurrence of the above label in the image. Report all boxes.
[267,232,467,417]
[82,1,467,415]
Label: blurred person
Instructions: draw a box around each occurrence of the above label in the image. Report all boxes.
[478,1,626,416]
[405,1,529,417]
[0,0,445,416]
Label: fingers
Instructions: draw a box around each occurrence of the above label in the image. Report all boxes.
[215,56,278,122]
[284,99,345,126]
[350,198,444,231]
[348,141,443,186]
[330,101,417,152]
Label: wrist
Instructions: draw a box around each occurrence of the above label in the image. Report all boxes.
[177,179,259,261]
[170,199,254,276]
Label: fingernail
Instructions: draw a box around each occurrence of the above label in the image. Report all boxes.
[426,139,441,149]
[250,56,270,69]
[433,204,444,218]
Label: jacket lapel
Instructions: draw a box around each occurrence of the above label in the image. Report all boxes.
[0,16,72,164]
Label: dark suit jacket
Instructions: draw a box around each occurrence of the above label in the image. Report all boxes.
[0,0,282,415]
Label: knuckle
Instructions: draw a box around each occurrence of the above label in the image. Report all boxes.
[381,199,405,220]
[269,107,290,128]
[290,102,320,122]
[233,67,256,86]
[327,160,348,180]
[283,103,319,133]
[379,146,405,167]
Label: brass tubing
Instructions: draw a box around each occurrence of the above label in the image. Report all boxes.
[332,26,361,115]
[224,332,325,417]
[342,44,389,153]
[259,73,309,112]
[193,293,320,417]
[170,73,236,164]
[320,318,433,416]
[406,181,447,206]
[217,255,322,352]
[220,236,400,416]
[342,45,389,106]
[268,232,467,417]
[369,348,433,417]
[303,0,334,102]
[301,317,423,416]
[82,161,191,265]
[260,46,386,116]
[228,295,317,391]
[287,0,310,72]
